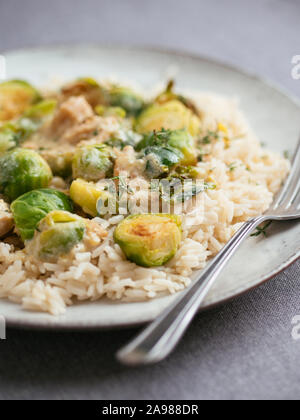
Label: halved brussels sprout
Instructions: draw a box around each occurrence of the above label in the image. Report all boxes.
[0,148,53,201]
[136,129,197,166]
[27,210,86,262]
[143,146,183,178]
[11,188,73,241]
[109,86,144,117]
[72,144,114,182]
[0,80,41,121]
[40,149,73,178]
[114,214,182,267]
[70,178,115,217]
[135,100,200,137]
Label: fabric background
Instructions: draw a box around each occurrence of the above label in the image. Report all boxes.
[0,0,300,400]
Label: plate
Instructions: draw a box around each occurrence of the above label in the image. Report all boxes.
[1,45,300,330]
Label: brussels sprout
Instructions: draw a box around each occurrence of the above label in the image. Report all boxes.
[0,80,41,121]
[27,210,86,262]
[0,117,39,154]
[95,105,126,118]
[61,77,107,107]
[114,214,182,267]
[109,86,144,117]
[72,144,114,182]
[70,179,115,217]
[24,99,57,119]
[143,146,183,178]
[11,188,73,241]
[135,100,200,137]
[40,149,73,178]
[155,80,200,116]
[136,129,197,166]
[105,129,142,150]
[0,148,52,201]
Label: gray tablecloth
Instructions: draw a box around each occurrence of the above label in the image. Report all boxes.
[0,0,300,400]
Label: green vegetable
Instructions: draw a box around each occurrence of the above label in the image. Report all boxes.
[72,144,115,182]
[135,100,200,137]
[114,214,182,267]
[155,80,200,116]
[0,148,52,201]
[109,86,144,117]
[0,118,39,154]
[27,210,85,261]
[143,146,183,178]
[136,129,197,166]
[40,149,73,178]
[95,105,126,118]
[105,130,142,150]
[0,80,41,121]
[11,188,73,241]
[24,99,57,119]
[70,178,117,217]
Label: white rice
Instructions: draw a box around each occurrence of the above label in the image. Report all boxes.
[0,93,290,315]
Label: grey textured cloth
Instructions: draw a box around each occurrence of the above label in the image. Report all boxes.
[0,0,300,400]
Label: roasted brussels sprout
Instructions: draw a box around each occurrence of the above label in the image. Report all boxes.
[136,129,197,166]
[143,146,183,178]
[0,80,41,121]
[70,179,116,217]
[27,210,86,262]
[114,214,182,267]
[11,188,73,241]
[135,100,200,137]
[72,144,115,182]
[109,86,144,117]
[0,148,52,201]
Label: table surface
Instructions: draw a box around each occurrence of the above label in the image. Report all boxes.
[0,0,300,401]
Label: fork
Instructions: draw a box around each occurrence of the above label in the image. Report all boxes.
[116,138,300,366]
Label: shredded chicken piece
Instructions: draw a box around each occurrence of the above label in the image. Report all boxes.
[0,199,14,238]
[60,116,103,144]
[49,96,94,139]
[113,146,144,178]
[84,220,108,249]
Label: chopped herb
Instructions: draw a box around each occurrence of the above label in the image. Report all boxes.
[228,162,238,172]
[284,150,290,160]
[199,131,219,145]
[250,221,272,237]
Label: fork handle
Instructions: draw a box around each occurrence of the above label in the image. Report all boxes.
[117,215,268,365]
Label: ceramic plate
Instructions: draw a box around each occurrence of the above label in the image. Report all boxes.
[1,45,300,330]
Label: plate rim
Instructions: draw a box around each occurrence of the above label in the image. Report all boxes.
[2,43,300,330]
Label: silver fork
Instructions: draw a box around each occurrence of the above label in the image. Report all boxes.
[117,138,300,366]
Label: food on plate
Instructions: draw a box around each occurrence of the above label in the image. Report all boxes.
[114,214,182,267]
[0,148,52,201]
[0,78,290,315]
